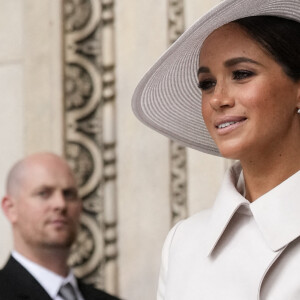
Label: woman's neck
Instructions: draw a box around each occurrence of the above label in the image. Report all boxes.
[240,150,300,202]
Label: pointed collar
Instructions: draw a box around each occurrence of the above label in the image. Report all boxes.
[206,162,249,256]
[206,163,300,255]
[12,251,78,299]
[250,170,300,251]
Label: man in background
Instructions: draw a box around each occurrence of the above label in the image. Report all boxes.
[0,152,120,300]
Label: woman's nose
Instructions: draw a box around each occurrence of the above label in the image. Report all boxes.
[209,84,234,111]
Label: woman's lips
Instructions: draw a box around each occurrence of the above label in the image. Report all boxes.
[215,116,247,134]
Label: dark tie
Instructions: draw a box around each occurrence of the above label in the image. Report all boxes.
[58,282,78,300]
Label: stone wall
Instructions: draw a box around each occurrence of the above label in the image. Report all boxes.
[0,1,227,299]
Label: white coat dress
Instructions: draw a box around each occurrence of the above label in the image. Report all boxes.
[157,163,300,300]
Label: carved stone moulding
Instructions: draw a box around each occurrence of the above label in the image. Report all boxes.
[168,0,188,226]
[63,0,118,293]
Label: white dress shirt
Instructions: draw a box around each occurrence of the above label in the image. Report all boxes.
[12,251,85,300]
[158,162,300,300]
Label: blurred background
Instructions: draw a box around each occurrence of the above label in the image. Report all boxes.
[0,0,229,299]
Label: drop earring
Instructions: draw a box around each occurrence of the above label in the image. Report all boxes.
[298,108,300,114]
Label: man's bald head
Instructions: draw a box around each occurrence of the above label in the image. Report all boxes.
[6,152,76,199]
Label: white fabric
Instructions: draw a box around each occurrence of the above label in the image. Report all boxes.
[12,251,85,300]
[157,162,300,300]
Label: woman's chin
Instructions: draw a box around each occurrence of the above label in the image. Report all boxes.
[217,145,244,160]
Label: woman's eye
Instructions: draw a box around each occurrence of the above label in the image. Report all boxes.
[232,70,254,80]
[198,80,216,91]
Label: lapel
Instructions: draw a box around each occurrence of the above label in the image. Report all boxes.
[0,256,53,300]
[78,280,121,300]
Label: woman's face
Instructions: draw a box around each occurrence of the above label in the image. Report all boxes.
[199,23,300,160]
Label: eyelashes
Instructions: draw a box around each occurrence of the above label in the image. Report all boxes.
[232,70,255,80]
[198,70,255,91]
[198,80,216,91]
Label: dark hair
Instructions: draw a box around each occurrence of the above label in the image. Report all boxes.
[234,16,300,81]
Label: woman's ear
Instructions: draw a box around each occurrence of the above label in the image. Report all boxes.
[1,196,17,223]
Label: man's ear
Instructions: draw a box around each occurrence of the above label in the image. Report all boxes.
[1,196,17,223]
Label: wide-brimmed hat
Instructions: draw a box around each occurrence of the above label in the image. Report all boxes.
[132,0,300,156]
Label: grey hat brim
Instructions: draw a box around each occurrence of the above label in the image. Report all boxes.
[132,0,300,156]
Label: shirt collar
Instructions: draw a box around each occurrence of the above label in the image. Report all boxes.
[250,170,300,251]
[206,163,300,255]
[206,162,249,256]
[12,251,78,298]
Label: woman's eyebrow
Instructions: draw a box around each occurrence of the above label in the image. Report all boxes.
[224,57,262,67]
[197,57,262,76]
[197,66,210,76]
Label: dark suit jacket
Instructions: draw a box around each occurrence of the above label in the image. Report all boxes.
[0,256,121,300]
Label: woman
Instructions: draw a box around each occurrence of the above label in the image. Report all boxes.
[132,0,300,299]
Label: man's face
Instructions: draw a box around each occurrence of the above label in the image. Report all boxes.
[11,155,82,251]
